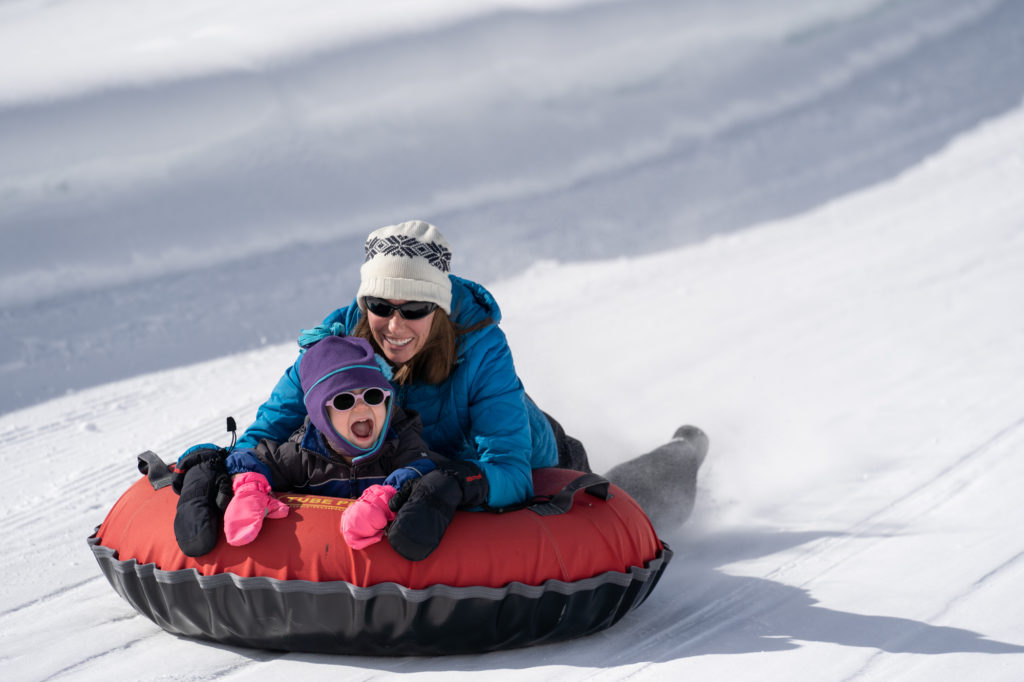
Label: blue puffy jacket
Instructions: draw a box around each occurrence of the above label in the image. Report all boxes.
[238,275,557,507]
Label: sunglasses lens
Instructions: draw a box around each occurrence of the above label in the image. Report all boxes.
[362,388,386,405]
[331,393,356,410]
[397,302,436,320]
[365,298,394,317]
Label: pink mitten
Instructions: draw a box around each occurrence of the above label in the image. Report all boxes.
[223,472,290,546]
[341,485,398,549]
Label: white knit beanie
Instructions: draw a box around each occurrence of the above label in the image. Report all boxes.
[356,220,453,315]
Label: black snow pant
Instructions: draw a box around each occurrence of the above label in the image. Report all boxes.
[543,411,592,473]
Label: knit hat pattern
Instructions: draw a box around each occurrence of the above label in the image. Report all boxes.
[300,335,394,459]
[356,220,453,315]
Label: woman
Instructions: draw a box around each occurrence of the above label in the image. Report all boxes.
[238,220,564,510]
[237,220,707,549]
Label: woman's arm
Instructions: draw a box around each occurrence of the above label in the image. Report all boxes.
[237,303,361,449]
[236,354,306,449]
[462,328,535,508]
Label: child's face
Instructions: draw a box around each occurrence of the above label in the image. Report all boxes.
[326,388,389,451]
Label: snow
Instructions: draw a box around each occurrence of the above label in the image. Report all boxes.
[2,0,1024,679]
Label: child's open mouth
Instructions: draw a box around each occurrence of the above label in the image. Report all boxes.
[351,419,374,440]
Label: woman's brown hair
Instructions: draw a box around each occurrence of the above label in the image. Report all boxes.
[353,308,489,385]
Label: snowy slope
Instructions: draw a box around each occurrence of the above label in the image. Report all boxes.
[2,0,1024,680]
[4,0,1023,413]
[3,91,1024,681]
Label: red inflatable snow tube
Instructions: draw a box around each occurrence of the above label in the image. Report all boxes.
[88,466,671,655]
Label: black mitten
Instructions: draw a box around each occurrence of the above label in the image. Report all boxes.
[441,460,490,508]
[387,461,489,561]
[172,447,232,557]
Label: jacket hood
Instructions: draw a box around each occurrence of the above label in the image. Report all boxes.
[449,275,502,327]
[447,276,502,359]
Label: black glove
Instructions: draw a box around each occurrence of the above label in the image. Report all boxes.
[171,447,233,557]
[387,460,489,561]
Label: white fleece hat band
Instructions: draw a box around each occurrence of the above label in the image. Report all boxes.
[356,220,453,315]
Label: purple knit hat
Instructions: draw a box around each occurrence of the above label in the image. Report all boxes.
[300,336,394,459]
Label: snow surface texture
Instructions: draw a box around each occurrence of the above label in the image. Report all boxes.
[5,0,1024,414]
[2,0,1024,679]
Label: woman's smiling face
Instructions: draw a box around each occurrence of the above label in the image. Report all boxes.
[366,300,436,366]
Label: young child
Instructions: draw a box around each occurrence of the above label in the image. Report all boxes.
[223,335,442,549]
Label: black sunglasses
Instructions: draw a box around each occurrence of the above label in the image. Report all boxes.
[364,297,438,320]
[328,387,390,411]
